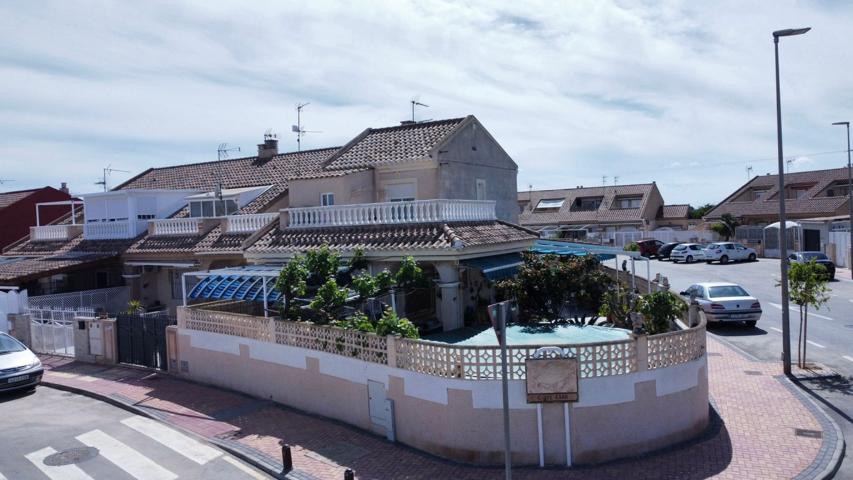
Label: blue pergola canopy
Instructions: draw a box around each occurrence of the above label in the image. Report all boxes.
[462,253,524,281]
[187,265,283,302]
[530,240,623,261]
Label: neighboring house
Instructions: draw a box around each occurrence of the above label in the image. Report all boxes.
[1,116,536,332]
[0,185,74,251]
[517,183,689,240]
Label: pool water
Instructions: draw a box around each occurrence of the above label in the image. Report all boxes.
[426,323,631,346]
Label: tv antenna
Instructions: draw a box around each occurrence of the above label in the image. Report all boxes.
[746,165,753,181]
[786,157,794,174]
[411,97,429,122]
[613,176,619,186]
[216,143,241,201]
[94,165,129,192]
[601,175,608,187]
[0,178,13,186]
[292,102,321,151]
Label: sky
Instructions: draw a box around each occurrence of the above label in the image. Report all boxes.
[1,0,852,206]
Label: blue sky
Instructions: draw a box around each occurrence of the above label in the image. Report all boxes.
[1,0,852,205]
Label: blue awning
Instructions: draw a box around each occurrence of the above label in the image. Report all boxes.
[187,265,283,302]
[531,240,621,261]
[462,253,524,281]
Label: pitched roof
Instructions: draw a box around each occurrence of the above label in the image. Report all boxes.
[706,167,851,220]
[517,184,656,226]
[322,117,467,171]
[0,236,135,283]
[246,219,537,255]
[660,204,689,219]
[0,189,40,209]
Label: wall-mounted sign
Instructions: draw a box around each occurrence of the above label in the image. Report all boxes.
[525,357,579,403]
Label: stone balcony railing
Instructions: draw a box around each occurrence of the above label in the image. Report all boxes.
[283,199,497,229]
[224,213,278,234]
[30,224,83,242]
[150,217,202,236]
[84,221,132,240]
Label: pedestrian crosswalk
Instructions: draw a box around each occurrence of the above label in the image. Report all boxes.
[6,415,262,480]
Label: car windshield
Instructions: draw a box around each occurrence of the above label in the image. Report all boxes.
[708,285,750,298]
[0,334,25,354]
[801,252,828,261]
[673,245,687,250]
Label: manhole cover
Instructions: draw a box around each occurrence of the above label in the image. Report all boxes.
[43,447,99,466]
[794,428,822,439]
[743,370,763,376]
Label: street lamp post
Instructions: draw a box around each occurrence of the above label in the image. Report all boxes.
[831,121,852,279]
[773,27,810,376]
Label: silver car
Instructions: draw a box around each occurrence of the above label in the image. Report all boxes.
[670,243,705,264]
[679,282,762,327]
[0,333,43,393]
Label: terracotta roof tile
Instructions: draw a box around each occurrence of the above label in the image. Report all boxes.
[660,204,689,219]
[0,237,134,283]
[0,189,39,209]
[518,184,656,226]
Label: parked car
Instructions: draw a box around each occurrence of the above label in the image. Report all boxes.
[703,242,757,264]
[635,239,664,258]
[679,282,762,327]
[0,333,43,393]
[670,243,705,263]
[657,242,682,261]
[788,251,836,280]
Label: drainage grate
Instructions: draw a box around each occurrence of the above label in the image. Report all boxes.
[43,447,99,466]
[708,352,722,357]
[794,428,822,439]
[743,370,763,376]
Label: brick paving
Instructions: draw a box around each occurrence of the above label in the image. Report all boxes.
[38,336,840,479]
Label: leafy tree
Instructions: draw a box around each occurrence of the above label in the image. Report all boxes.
[375,307,419,338]
[598,288,639,329]
[309,278,349,324]
[624,242,640,252]
[374,269,396,292]
[351,272,379,301]
[275,257,309,319]
[304,245,341,286]
[787,260,831,368]
[710,213,741,240]
[394,256,424,288]
[689,203,715,219]
[497,252,612,325]
[348,248,369,272]
[332,311,376,333]
[637,291,684,334]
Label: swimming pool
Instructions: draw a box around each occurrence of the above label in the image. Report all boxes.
[426,323,631,346]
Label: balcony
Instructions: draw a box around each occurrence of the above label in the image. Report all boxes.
[84,221,131,240]
[284,199,496,229]
[150,217,203,237]
[30,225,83,242]
[224,213,278,234]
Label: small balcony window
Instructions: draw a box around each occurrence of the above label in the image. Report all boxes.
[616,197,642,209]
[321,192,335,206]
[535,198,565,210]
[189,199,238,218]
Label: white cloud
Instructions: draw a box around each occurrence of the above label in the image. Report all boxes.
[0,0,852,204]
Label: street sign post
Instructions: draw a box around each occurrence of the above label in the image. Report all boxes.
[488,300,514,480]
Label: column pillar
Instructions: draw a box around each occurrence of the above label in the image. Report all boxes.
[433,261,461,332]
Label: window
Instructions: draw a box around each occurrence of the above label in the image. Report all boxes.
[617,197,642,209]
[321,192,335,206]
[475,179,487,200]
[824,181,851,197]
[188,199,238,218]
[385,182,416,202]
[572,197,602,211]
[535,198,565,210]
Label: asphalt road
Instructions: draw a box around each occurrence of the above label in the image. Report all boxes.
[0,386,270,480]
[621,254,853,478]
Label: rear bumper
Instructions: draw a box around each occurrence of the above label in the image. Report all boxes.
[0,368,43,393]
[705,311,762,323]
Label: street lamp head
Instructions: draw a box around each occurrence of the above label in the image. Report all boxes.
[832,121,849,126]
[773,27,811,38]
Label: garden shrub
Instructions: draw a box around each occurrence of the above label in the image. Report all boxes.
[637,291,684,334]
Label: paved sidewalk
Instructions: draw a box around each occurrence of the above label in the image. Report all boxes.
[38,336,843,480]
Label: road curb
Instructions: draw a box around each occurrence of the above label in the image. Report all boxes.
[41,380,286,479]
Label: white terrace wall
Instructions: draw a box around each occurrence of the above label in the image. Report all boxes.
[175,307,708,466]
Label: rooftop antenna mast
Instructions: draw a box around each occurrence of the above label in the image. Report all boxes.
[411,97,429,122]
[746,165,753,181]
[786,157,794,174]
[292,102,321,152]
[95,165,129,192]
[216,143,241,202]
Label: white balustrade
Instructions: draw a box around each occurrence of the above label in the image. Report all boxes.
[225,213,278,233]
[30,225,81,242]
[84,221,132,240]
[151,217,202,236]
[284,199,497,229]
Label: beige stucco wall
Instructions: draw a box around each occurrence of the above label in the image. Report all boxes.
[175,328,709,466]
[287,170,375,207]
[375,166,439,202]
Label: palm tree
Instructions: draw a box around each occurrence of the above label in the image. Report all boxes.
[710,213,741,240]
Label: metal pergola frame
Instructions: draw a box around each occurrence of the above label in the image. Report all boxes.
[182,265,284,318]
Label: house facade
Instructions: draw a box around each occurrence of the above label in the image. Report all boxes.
[0,185,74,251]
[517,183,690,241]
[1,116,536,332]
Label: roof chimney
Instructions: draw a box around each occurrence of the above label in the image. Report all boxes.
[257,132,278,161]
[399,120,416,126]
[60,182,69,194]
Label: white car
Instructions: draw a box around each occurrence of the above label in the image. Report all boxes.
[679,282,762,327]
[669,243,705,263]
[703,242,757,264]
[0,333,43,393]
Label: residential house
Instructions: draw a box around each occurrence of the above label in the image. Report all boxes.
[1,116,536,332]
[517,183,690,242]
[0,185,75,251]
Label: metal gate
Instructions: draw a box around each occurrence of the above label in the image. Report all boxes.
[29,307,94,356]
[116,313,175,370]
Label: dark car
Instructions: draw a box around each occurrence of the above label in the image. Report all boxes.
[788,251,836,280]
[657,242,682,260]
[0,333,43,393]
[636,239,664,258]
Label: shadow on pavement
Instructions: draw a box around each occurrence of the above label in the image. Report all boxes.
[793,375,853,426]
[707,324,768,337]
[0,386,37,403]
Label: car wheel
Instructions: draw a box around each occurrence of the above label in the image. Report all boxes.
[745,321,757,327]
[748,253,756,262]
[720,255,729,264]
[686,255,694,263]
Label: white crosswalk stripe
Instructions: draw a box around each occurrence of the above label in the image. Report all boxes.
[25,447,95,480]
[76,429,177,480]
[121,416,222,465]
[0,471,7,479]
